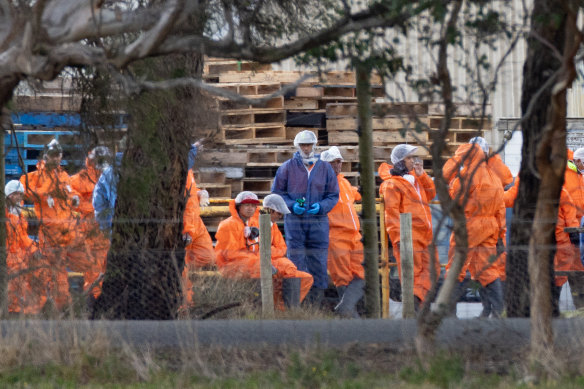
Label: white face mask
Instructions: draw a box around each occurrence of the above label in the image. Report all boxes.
[403,174,416,186]
[300,149,314,159]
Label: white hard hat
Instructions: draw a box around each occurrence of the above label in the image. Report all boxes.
[574,148,584,161]
[235,191,260,205]
[390,144,418,165]
[320,146,343,162]
[263,194,290,214]
[5,180,24,197]
[293,130,317,147]
[469,136,489,153]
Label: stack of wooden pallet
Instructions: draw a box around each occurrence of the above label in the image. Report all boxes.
[193,60,489,204]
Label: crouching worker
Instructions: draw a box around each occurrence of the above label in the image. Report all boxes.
[215,191,313,308]
[262,194,313,308]
[320,146,365,318]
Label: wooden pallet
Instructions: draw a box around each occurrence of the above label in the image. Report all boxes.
[247,149,293,164]
[326,117,429,131]
[199,183,232,198]
[326,102,429,117]
[214,82,281,95]
[219,109,285,128]
[218,95,284,111]
[218,71,383,85]
[285,127,318,141]
[242,178,273,194]
[222,125,287,144]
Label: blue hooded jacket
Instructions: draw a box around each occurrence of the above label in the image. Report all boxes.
[93,152,123,231]
[272,151,339,215]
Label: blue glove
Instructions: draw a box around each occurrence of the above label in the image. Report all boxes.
[293,202,306,215]
[307,203,321,215]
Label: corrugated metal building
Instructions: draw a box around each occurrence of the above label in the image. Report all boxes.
[274,0,584,175]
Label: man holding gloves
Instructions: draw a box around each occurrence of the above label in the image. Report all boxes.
[272,130,339,306]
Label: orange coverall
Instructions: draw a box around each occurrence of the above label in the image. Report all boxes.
[563,149,584,220]
[6,209,45,314]
[554,188,582,287]
[214,200,313,302]
[382,165,438,302]
[70,158,110,297]
[181,170,216,305]
[183,170,216,268]
[446,144,506,287]
[443,151,513,187]
[20,161,80,308]
[327,174,365,287]
[505,175,584,287]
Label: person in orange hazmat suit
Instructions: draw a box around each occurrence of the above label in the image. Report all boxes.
[382,144,438,309]
[70,146,112,299]
[320,146,365,318]
[20,139,81,309]
[446,143,506,317]
[4,180,45,314]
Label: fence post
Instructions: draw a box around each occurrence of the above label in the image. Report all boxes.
[400,213,415,318]
[259,213,274,317]
[379,201,390,318]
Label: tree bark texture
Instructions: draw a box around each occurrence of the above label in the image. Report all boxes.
[527,1,580,372]
[416,0,465,356]
[0,77,21,317]
[507,0,569,318]
[356,63,380,318]
[93,54,206,319]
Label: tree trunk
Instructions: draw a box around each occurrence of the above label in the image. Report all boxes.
[93,54,204,319]
[415,0,465,356]
[356,63,380,318]
[527,0,580,373]
[0,77,21,317]
[507,0,568,318]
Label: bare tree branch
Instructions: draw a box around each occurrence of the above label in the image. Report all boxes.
[154,7,412,63]
[112,70,314,107]
[114,0,186,68]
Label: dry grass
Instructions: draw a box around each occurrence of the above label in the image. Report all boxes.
[0,321,582,387]
[184,273,336,320]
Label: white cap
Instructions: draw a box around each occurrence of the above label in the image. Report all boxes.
[390,144,418,165]
[234,191,260,205]
[574,148,584,161]
[5,180,24,197]
[263,194,291,214]
[320,146,343,162]
[293,130,317,147]
[469,136,489,153]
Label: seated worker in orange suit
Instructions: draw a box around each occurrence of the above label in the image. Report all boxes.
[215,191,313,309]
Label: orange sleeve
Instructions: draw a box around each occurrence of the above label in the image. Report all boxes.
[271,223,288,259]
[352,186,362,202]
[442,156,461,184]
[488,154,513,187]
[416,172,436,201]
[383,182,402,245]
[503,179,518,208]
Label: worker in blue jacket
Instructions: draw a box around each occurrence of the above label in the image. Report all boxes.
[272,130,339,306]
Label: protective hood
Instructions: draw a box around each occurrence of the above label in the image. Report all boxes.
[378,162,393,181]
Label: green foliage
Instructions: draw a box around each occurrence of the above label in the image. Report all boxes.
[399,354,465,389]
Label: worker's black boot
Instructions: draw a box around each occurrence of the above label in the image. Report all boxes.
[335,278,364,318]
[282,278,301,308]
[485,279,504,318]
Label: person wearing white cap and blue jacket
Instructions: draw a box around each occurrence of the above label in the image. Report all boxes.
[272,130,339,306]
